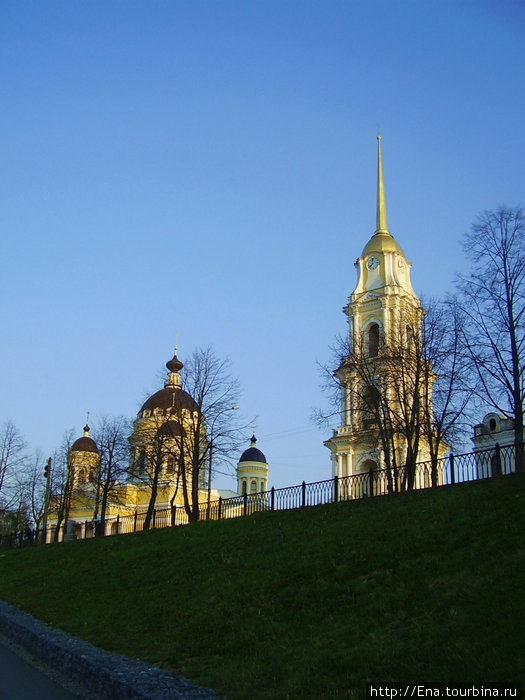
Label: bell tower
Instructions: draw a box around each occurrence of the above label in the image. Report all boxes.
[325,136,429,483]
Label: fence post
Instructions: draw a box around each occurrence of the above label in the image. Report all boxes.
[116,514,120,535]
[516,438,524,472]
[495,443,502,476]
[301,481,306,507]
[243,492,247,516]
[171,505,176,527]
[218,497,222,521]
[133,511,137,533]
[271,486,275,511]
[152,509,156,530]
[369,468,374,497]
[333,475,339,503]
[449,453,455,484]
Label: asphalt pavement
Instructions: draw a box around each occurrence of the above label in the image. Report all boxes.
[0,635,92,700]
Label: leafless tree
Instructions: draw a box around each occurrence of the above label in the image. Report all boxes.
[91,415,132,523]
[317,299,472,490]
[0,420,28,512]
[177,347,244,521]
[134,347,244,526]
[48,429,75,542]
[455,206,525,467]
[411,298,474,480]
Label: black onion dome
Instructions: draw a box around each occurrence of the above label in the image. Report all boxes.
[140,387,198,414]
[156,420,186,438]
[239,435,267,464]
[166,353,183,373]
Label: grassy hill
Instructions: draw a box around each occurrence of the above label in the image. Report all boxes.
[1,473,524,699]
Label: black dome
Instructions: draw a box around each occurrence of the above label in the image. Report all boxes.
[71,436,99,454]
[239,446,267,463]
[140,387,198,415]
[239,436,267,464]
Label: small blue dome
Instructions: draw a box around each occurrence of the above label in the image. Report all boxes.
[239,435,267,464]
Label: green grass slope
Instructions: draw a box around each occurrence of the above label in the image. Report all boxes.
[1,473,524,699]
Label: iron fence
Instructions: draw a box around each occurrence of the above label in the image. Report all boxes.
[2,440,522,548]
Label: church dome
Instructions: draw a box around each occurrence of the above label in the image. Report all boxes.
[139,348,198,416]
[239,435,267,464]
[140,387,198,414]
[362,231,406,258]
[71,425,99,454]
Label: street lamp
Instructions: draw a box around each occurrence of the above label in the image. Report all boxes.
[206,405,239,520]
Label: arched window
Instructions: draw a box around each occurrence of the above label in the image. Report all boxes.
[489,418,497,432]
[250,480,257,493]
[406,325,414,347]
[362,385,380,428]
[241,480,247,495]
[166,456,176,474]
[138,449,147,474]
[368,323,379,357]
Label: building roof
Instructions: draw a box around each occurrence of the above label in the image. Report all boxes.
[139,349,199,416]
[239,435,267,464]
[71,425,99,454]
[361,230,406,258]
[139,387,198,415]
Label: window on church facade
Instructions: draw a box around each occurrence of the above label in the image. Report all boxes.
[362,384,380,428]
[250,480,257,493]
[368,323,379,357]
[138,449,147,474]
[242,480,247,495]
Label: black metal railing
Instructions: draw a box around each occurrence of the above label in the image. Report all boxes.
[2,440,521,548]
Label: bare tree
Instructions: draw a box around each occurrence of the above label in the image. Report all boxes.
[48,429,76,542]
[132,347,244,527]
[176,347,244,521]
[419,297,476,483]
[318,299,470,491]
[455,206,525,467]
[319,325,423,492]
[91,415,132,524]
[16,451,47,543]
[0,420,28,512]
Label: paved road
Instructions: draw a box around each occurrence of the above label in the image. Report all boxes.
[0,636,90,700]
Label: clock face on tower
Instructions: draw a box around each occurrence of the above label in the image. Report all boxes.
[367,256,379,270]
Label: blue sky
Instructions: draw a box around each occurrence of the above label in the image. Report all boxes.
[1,0,524,489]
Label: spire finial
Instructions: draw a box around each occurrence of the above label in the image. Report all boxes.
[375,133,389,235]
[83,413,90,437]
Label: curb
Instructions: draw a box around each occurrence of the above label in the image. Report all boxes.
[0,600,221,699]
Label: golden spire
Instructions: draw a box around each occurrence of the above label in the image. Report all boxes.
[375,134,389,235]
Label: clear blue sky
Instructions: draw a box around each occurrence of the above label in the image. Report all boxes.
[1,0,524,489]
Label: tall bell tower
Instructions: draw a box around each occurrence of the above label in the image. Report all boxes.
[325,136,429,481]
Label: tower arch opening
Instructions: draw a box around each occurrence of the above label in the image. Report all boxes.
[367,323,380,357]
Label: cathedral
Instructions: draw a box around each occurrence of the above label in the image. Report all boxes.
[324,136,447,491]
[47,349,269,541]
